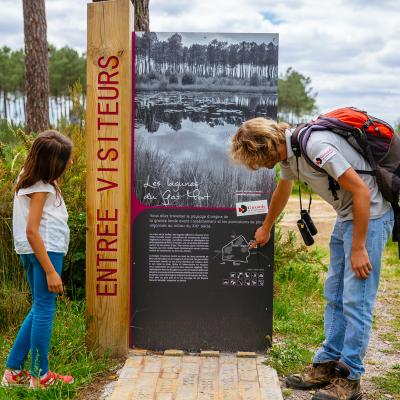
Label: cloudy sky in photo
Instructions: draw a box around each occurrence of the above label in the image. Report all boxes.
[1,0,399,125]
[145,32,278,47]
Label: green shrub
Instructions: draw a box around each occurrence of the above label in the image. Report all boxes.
[267,222,326,375]
[0,285,30,332]
[63,211,86,299]
[0,217,20,286]
[274,216,326,271]
[0,120,25,145]
[0,119,87,300]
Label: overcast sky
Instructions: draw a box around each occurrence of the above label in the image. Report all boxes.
[1,0,399,125]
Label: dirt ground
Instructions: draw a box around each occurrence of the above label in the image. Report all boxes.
[279,198,337,249]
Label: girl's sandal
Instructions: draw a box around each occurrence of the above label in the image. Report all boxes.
[30,370,74,388]
[1,369,31,387]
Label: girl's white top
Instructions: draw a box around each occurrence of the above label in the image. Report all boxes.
[13,180,70,255]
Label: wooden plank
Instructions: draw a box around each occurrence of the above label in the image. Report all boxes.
[218,356,240,400]
[86,0,133,357]
[109,353,284,399]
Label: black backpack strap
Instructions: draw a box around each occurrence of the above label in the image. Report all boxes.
[291,125,327,173]
[291,124,341,201]
[290,124,305,157]
[391,202,400,258]
[355,170,376,176]
[328,176,340,201]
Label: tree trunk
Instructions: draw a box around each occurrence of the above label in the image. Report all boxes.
[22,0,49,133]
[93,0,149,31]
[134,0,149,31]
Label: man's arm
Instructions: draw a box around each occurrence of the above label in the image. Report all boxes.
[337,168,372,279]
[250,178,293,248]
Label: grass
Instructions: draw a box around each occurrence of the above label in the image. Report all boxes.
[372,364,400,397]
[0,217,24,290]
[371,239,400,398]
[266,224,327,375]
[0,120,24,145]
[0,284,30,330]
[383,239,400,272]
[136,82,277,93]
[0,298,118,400]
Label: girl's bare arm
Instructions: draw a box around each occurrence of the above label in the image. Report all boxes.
[26,192,64,293]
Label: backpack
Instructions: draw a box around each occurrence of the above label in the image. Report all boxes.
[291,107,400,256]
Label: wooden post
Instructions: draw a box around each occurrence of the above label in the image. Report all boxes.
[86,0,133,357]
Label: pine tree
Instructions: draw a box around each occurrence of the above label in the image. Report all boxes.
[22,0,49,133]
[134,0,149,31]
[278,67,318,123]
[93,0,149,31]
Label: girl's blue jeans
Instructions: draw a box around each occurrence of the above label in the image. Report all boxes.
[6,252,63,378]
[313,207,394,380]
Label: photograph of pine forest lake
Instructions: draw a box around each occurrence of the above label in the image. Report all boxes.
[133,32,278,208]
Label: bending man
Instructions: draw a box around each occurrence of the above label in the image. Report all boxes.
[230,117,394,400]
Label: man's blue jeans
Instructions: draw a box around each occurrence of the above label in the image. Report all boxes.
[313,207,394,380]
[6,252,63,377]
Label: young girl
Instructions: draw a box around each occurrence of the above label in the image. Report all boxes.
[1,130,74,388]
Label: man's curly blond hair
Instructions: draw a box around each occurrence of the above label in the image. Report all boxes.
[230,117,290,170]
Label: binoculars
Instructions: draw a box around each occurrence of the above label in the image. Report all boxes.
[297,209,318,246]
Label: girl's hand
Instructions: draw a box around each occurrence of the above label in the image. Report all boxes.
[46,270,64,293]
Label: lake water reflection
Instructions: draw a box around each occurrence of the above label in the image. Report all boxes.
[133,91,277,207]
[135,91,277,133]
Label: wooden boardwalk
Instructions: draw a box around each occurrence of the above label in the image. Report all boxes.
[108,350,283,400]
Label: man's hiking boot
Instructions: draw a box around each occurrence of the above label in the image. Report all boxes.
[285,361,337,390]
[312,378,362,400]
[312,362,363,400]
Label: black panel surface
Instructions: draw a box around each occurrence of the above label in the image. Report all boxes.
[132,31,278,351]
[132,209,273,351]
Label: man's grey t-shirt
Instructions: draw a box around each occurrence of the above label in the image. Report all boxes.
[279,128,391,221]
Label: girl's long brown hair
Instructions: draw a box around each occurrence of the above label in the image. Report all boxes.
[15,130,73,200]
